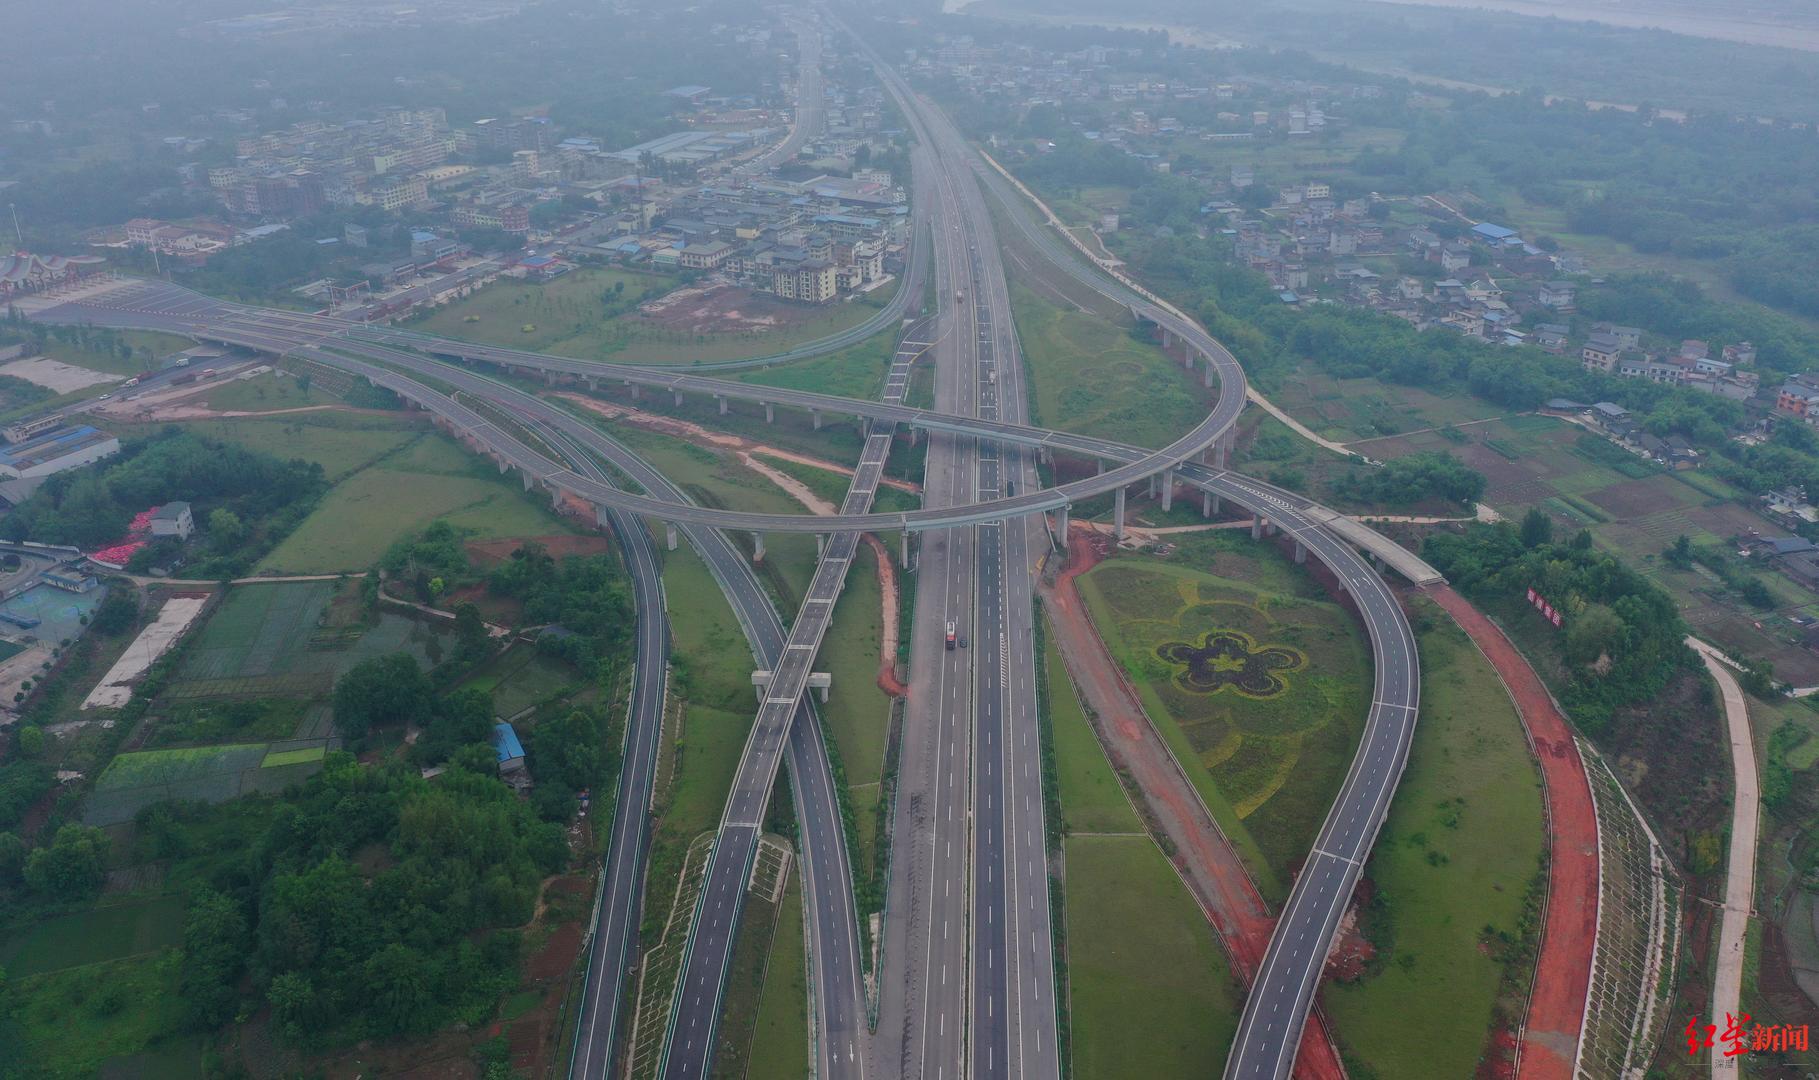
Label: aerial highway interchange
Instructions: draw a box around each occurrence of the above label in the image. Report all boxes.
[25,18,1430,1080]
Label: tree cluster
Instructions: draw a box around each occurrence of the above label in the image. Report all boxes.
[1424,523,1692,732]
[0,429,325,575]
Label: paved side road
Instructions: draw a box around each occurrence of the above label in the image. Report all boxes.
[1691,636,1758,1078]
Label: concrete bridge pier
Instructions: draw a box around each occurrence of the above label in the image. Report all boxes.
[673,389,683,407]
[627,381,639,401]
[1096,459,1105,476]
[816,534,826,557]
[811,409,822,430]
[1055,502,1070,542]
[596,506,611,529]
[1114,486,1127,541]
[764,402,775,424]
[1265,521,1278,537]
[496,456,509,474]
[586,376,598,392]
[551,488,562,509]
[1203,362,1216,388]
[718,395,729,415]
[1294,540,1307,564]
[752,533,765,562]
[1251,513,1263,540]
[521,470,535,491]
[900,531,912,570]
[1203,491,1219,518]
[1214,435,1229,470]
[544,370,556,386]
[1039,445,1052,466]
[1147,474,1158,499]
[666,523,679,552]
[1160,469,1175,512]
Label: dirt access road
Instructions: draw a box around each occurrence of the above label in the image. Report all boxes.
[1429,586,1598,1080]
[1041,525,1347,1079]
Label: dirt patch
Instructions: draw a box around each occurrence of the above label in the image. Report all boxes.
[465,534,614,567]
[636,282,831,336]
[0,355,119,392]
[559,393,919,495]
[526,920,583,982]
[860,534,906,698]
[1429,586,1600,1080]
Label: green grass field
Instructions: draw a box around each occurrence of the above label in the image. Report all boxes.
[260,745,326,768]
[8,951,191,1077]
[0,896,186,978]
[1010,282,1207,449]
[1077,538,1370,902]
[1325,597,1546,1078]
[126,413,422,480]
[1045,622,1139,834]
[42,330,194,378]
[745,870,809,1080]
[661,538,759,837]
[736,329,898,402]
[199,368,338,412]
[256,438,572,573]
[609,426,820,608]
[1065,835,1239,1079]
[818,540,893,877]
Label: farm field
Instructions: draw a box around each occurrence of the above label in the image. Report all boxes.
[0,896,185,977]
[256,432,574,573]
[1354,402,1819,683]
[1064,834,1239,1080]
[456,647,586,720]
[1260,364,1506,445]
[1076,534,1370,902]
[1324,595,1547,1079]
[407,266,894,366]
[1009,281,1208,449]
[83,742,273,825]
[171,580,444,700]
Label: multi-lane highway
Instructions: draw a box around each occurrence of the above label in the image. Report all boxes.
[526,416,668,1080]
[27,32,1435,1071]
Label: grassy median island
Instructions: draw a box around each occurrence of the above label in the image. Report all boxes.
[1323,595,1545,1080]
[1045,623,1240,1077]
[1008,281,1206,449]
[1075,533,1370,903]
[745,869,809,1080]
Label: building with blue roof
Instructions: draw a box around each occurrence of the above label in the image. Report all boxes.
[0,424,121,504]
[492,722,526,774]
[1471,222,1519,243]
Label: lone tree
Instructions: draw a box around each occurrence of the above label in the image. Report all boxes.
[1519,507,1554,549]
[332,652,434,739]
